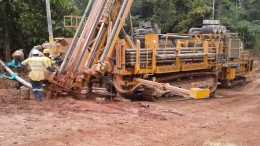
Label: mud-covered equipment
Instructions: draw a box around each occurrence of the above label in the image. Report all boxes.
[45,1,253,101]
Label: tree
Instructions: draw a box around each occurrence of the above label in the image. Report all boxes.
[130,0,259,49]
[150,0,177,33]
[0,0,258,61]
[73,0,89,14]
[0,2,4,59]
[0,0,79,60]
[1,0,11,61]
[174,0,212,33]
[131,0,212,33]
[210,0,260,49]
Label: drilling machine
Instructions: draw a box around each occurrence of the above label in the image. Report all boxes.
[45,0,253,101]
[40,0,62,61]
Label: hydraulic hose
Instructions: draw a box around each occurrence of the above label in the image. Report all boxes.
[0,59,32,88]
[109,80,142,94]
[109,80,190,99]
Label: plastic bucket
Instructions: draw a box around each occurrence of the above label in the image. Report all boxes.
[20,86,30,100]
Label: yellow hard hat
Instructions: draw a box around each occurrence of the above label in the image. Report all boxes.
[43,49,50,54]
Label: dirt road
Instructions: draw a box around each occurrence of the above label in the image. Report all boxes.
[0,64,259,146]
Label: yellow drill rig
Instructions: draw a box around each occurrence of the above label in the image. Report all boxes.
[45,0,253,101]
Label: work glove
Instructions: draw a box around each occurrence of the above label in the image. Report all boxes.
[55,60,63,66]
[46,66,56,72]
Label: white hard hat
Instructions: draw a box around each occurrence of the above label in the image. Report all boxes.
[32,49,40,55]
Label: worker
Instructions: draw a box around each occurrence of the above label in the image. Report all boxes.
[53,54,63,66]
[38,51,52,93]
[42,49,56,72]
[38,52,44,57]
[44,48,63,66]
[21,49,47,101]
[43,48,50,58]
[12,49,24,67]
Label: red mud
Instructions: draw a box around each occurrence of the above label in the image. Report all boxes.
[0,63,259,146]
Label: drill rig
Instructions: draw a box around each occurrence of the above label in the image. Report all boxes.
[46,0,253,101]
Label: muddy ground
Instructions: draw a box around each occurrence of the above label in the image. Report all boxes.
[0,64,259,146]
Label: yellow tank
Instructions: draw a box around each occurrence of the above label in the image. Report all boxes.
[190,88,210,99]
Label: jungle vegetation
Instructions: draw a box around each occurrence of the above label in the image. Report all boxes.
[0,0,259,60]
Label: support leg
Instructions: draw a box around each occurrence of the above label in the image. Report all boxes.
[87,82,93,93]
[46,90,53,100]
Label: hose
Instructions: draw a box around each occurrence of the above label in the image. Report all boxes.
[0,59,32,88]
[109,80,190,99]
[109,80,142,94]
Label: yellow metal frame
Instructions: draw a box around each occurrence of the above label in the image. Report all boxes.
[112,31,252,93]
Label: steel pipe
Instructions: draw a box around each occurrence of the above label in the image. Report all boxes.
[46,0,54,42]
[126,51,176,55]
[126,57,213,62]
[85,22,106,68]
[161,35,190,39]
[74,0,106,71]
[125,47,209,52]
[99,0,129,63]
[126,57,214,61]
[125,58,216,66]
[60,0,94,72]
[129,53,216,57]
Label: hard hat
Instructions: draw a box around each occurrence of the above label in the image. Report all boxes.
[32,49,40,55]
[43,49,50,54]
[38,52,44,57]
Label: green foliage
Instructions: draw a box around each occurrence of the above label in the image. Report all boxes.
[1,0,259,60]
[0,0,79,57]
[174,1,212,33]
[151,0,177,33]
[131,0,212,33]
[208,0,260,49]
[131,0,153,27]
[131,0,259,49]
[73,0,89,14]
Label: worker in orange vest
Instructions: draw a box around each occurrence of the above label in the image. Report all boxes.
[12,49,24,67]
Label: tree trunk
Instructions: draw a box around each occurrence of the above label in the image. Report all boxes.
[16,33,26,57]
[2,0,11,61]
[0,30,3,60]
